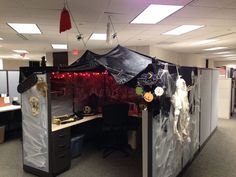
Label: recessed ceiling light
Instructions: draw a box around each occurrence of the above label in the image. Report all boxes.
[222,54,236,57]
[204,47,228,51]
[193,39,217,45]
[215,51,231,54]
[130,4,183,24]
[90,33,106,40]
[163,25,204,35]
[0,37,3,40]
[13,50,29,53]
[7,23,41,34]
[51,44,68,49]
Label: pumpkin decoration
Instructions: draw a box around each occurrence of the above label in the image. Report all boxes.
[154,86,164,96]
[135,86,144,96]
[144,92,154,102]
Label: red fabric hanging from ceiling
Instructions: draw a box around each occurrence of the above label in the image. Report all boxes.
[59,7,72,33]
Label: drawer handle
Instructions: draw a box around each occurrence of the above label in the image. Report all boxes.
[58,144,67,148]
[58,154,65,158]
[58,134,65,138]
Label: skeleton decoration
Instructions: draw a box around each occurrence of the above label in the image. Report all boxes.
[36,77,48,97]
[171,77,191,143]
[29,96,40,116]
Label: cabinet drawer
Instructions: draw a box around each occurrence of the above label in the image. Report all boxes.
[53,128,70,144]
[53,151,71,175]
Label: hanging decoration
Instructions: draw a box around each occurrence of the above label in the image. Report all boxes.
[29,96,40,117]
[143,92,154,102]
[154,86,164,96]
[36,77,48,97]
[171,77,191,143]
[59,4,72,33]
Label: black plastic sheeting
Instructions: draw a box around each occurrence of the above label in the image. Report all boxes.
[96,45,153,84]
[60,45,153,84]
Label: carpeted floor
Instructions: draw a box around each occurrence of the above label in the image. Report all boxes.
[1,118,236,177]
[0,139,142,177]
[182,118,236,177]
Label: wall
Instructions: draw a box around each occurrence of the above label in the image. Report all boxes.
[214,60,236,68]
[149,46,205,67]
[0,59,3,69]
[46,46,204,68]
[2,59,29,70]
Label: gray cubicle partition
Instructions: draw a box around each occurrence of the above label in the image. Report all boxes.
[22,74,49,173]
[200,69,219,146]
[0,71,7,94]
[0,70,20,101]
[8,71,20,101]
[149,68,218,177]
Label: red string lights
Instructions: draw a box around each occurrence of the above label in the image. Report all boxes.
[50,71,109,79]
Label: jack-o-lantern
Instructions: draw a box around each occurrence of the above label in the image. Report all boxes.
[83,106,92,114]
[144,92,154,102]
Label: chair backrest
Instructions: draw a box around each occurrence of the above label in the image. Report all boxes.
[102,103,129,127]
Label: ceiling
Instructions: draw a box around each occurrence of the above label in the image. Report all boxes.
[1,0,236,61]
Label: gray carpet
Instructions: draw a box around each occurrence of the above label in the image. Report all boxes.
[1,118,236,177]
[0,140,142,177]
[182,118,236,177]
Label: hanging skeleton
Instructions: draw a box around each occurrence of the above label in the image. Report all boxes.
[171,77,191,142]
[29,96,40,116]
[36,77,48,97]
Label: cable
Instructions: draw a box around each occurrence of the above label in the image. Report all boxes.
[65,0,87,50]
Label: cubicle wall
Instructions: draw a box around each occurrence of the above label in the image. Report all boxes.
[22,74,50,173]
[0,70,20,101]
[0,71,7,93]
[200,69,219,146]
[148,68,219,177]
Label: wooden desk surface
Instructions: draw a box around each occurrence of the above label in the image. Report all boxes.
[0,105,21,113]
[51,114,102,132]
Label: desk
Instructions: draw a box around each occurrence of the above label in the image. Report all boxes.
[52,114,102,132]
[0,105,21,113]
[0,105,21,141]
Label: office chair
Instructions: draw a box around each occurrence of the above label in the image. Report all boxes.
[101,102,129,158]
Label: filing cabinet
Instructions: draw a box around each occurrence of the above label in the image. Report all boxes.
[52,128,71,175]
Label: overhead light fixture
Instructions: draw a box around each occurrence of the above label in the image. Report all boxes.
[193,39,217,45]
[222,54,236,57]
[13,50,29,53]
[51,44,68,49]
[163,25,204,35]
[204,47,228,51]
[0,37,3,40]
[7,23,41,34]
[215,51,231,55]
[130,4,183,24]
[90,33,106,40]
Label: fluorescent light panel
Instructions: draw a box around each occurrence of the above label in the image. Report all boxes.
[0,37,3,40]
[90,33,106,40]
[7,23,41,34]
[51,44,67,49]
[163,25,204,35]
[215,51,231,55]
[193,39,216,45]
[204,47,228,51]
[131,4,183,24]
[13,50,29,53]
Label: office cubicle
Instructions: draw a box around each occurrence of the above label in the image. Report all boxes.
[0,70,20,101]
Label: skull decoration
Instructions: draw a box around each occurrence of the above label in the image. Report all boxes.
[36,77,48,97]
[83,106,92,114]
[29,96,40,116]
